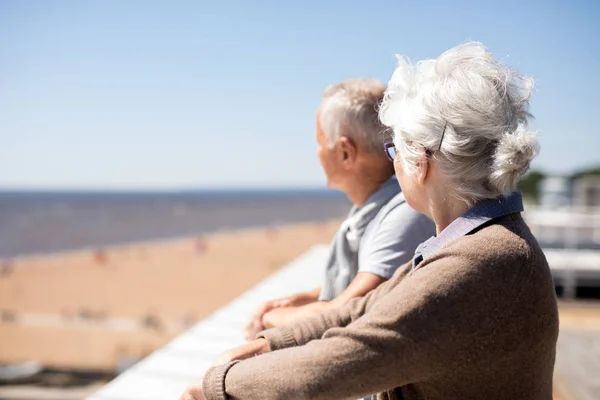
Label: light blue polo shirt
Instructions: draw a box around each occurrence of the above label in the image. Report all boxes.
[359,190,435,278]
[320,178,435,301]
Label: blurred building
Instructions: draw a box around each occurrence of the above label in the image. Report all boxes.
[539,175,600,209]
[539,176,572,208]
[572,176,600,209]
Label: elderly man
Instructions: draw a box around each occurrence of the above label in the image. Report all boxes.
[243,78,434,340]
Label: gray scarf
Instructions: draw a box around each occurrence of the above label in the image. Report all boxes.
[319,177,401,301]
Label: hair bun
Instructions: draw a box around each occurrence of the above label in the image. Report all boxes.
[490,125,539,195]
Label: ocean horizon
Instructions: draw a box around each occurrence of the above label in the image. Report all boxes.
[0,189,350,258]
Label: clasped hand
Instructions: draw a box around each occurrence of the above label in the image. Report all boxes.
[179,338,270,400]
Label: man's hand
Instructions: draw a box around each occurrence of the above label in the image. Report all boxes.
[243,298,291,341]
[261,306,299,328]
[180,381,205,400]
[262,302,327,329]
[243,288,321,341]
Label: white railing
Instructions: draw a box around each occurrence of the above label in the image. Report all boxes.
[87,245,330,400]
[524,206,600,298]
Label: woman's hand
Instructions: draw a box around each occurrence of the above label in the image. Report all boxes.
[179,339,269,400]
[211,338,270,367]
[179,381,205,400]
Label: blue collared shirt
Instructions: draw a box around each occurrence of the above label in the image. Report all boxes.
[412,191,524,269]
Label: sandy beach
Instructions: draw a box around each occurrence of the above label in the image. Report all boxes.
[1,220,599,400]
[0,220,340,371]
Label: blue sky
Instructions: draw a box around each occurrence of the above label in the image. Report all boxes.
[1,0,598,189]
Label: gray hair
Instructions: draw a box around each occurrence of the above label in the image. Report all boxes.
[320,78,390,154]
[379,42,539,205]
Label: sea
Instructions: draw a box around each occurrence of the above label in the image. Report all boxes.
[0,189,351,259]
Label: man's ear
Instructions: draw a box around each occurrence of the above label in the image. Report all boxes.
[337,136,358,167]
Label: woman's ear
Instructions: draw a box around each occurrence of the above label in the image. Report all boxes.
[416,157,429,184]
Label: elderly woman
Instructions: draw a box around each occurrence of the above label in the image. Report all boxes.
[180,42,558,400]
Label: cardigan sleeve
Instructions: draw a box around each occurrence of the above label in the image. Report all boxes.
[258,261,413,350]
[201,251,506,400]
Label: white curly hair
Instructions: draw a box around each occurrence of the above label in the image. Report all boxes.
[379,42,539,205]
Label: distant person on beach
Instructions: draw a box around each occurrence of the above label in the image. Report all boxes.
[180,42,558,400]
[243,78,435,341]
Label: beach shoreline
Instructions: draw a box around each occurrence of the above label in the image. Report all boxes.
[0,218,343,263]
[0,220,341,371]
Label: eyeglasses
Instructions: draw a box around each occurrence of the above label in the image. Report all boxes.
[383,123,447,162]
[383,141,397,162]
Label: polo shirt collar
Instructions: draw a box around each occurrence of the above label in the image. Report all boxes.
[362,176,401,210]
